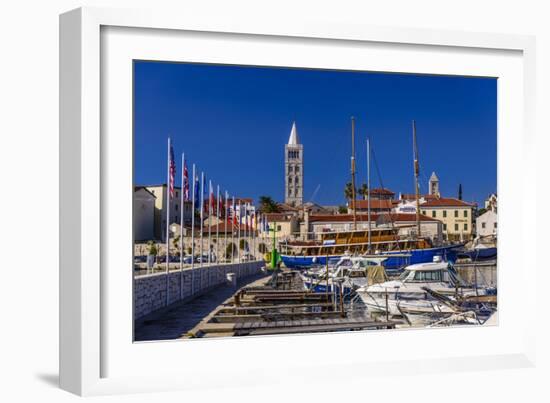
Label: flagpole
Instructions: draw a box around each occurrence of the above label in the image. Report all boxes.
[216,185,220,263]
[208,180,212,266]
[237,200,242,263]
[232,196,236,263]
[253,209,257,261]
[180,152,185,299]
[200,172,204,267]
[246,203,250,259]
[191,164,196,294]
[165,137,171,307]
[224,190,228,263]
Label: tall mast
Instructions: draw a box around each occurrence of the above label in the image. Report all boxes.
[350,117,357,230]
[367,137,371,252]
[412,120,421,238]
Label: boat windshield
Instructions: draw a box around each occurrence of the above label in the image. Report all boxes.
[357,260,379,268]
[398,270,411,281]
[411,270,443,282]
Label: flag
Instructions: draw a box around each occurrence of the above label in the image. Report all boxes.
[168,143,176,199]
[218,194,223,218]
[232,197,237,226]
[203,175,209,213]
[194,175,200,209]
[183,159,189,201]
[208,180,215,214]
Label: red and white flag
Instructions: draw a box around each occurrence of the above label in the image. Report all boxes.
[182,158,189,201]
[168,142,176,199]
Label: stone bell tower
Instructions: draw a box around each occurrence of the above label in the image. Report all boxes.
[429,171,440,197]
[284,121,303,206]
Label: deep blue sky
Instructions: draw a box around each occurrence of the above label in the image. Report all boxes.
[134,61,496,206]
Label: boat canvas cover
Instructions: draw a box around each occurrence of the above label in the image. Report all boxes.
[368,266,388,285]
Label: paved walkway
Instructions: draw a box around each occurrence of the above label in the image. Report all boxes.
[134,272,269,341]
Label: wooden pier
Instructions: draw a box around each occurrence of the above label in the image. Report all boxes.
[187,269,396,338]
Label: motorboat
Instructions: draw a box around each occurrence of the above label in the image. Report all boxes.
[356,256,490,315]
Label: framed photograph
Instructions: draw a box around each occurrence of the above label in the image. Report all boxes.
[60,7,536,396]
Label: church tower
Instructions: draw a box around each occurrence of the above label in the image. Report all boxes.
[285,122,303,206]
[429,171,440,197]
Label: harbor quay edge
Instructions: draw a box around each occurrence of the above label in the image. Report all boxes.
[133,261,264,320]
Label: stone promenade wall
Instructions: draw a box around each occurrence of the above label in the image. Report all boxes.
[134,261,264,319]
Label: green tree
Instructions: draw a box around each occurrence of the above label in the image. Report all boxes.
[239,239,249,251]
[338,205,348,214]
[147,240,158,256]
[173,235,180,256]
[344,182,356,207]
[358,183,368,200]
[259,196,280,213]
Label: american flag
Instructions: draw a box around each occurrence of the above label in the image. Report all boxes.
[169,142,176,199]
[183,160,189,201]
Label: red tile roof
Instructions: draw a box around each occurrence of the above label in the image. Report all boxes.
[264,213,293,222]
[370,188,395,195]
[400,193,439,201]
[352,199,394,210]
[202,222,254,234]
[277,202,300,212]
[420,197,475,207]
[377,213,440,222]
[308,214,381,223]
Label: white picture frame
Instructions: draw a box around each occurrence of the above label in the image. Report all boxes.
[60,6,537,396]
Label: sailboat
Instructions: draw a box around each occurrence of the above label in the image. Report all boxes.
[279,119,463,270]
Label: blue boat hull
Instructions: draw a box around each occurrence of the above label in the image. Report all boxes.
[281,244,462,271]
[279,255,342,269]
[381,245,462,272]
[302,280,355,298]
[457,247,497,261]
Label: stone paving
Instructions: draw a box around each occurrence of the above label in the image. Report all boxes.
[134,272,269,341]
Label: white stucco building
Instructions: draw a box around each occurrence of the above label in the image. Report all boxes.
[476,210,498,237]
[133,187,156,241]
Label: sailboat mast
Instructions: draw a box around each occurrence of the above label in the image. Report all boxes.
[350,117,357,231]
[367,137,371,252]
[412,120,421,239]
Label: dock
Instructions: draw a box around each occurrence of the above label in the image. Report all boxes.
[187,269,396,338]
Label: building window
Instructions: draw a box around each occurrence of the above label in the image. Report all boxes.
[175,190,179,197]
[443,210,447,218]
[454,223,459,231]
[175,204,178,211]
[482,222,486,229]
[464,223,468,231]
[443,224,447,231]
[454,210,458,218]
[295,177,299,185]
[288,177,292,184]
[422,210,426,215]
[277,225,282,231]
[295,166,300,173]
[175,215,178,223]
[464,210,468,217]
[494,222,497,228]
[431,211,436,218]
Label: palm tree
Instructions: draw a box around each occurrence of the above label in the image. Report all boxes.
[344,182,356,207]
[358,183,368,200]
[259,196,280,213]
